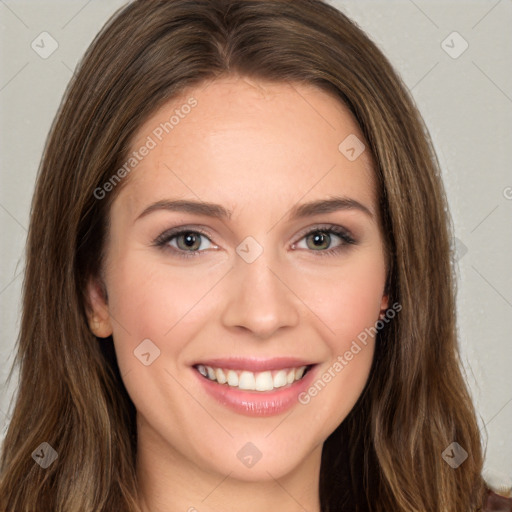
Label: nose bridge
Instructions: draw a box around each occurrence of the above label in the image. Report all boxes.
[220,237,300,337]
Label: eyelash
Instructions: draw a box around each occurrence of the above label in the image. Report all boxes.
[152,224,356,259]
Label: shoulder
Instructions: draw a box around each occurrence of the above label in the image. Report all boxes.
[483,489,512,511]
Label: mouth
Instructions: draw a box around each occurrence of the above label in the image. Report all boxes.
[191,358,319,416]
[193,363,314,392]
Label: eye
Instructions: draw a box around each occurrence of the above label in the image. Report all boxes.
[153,227,216,258]
[292,225,356,256]
[153,224,356,259]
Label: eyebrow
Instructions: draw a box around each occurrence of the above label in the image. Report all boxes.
[135,195,374,223]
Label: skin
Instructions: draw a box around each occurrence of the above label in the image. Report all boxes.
[87,75,389,512]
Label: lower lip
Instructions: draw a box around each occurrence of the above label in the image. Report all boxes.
[194,365,317,417]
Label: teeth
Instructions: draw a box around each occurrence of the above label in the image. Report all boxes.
[295,366,306,380]
[227,370,239,387]
[197,364,309,391]
[215,368,227,384]
[255,371,273,391]
[273,370,288,388]
[239,371,256,390]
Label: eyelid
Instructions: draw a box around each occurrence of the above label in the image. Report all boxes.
[292,223,355,244]
[153,224,215,246]
[153,222,356,257]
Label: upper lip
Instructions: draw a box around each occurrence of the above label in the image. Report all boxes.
[192,357,316,372]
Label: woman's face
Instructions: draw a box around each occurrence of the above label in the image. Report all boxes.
[88,76,388,482]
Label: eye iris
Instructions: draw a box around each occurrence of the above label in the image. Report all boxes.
[170,230,340,252]
[177,232,201,251]
[307,232,330,250]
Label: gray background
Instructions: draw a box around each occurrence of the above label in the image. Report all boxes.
[1,0,511,485]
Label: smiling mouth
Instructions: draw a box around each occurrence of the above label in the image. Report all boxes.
[194,364,314,392]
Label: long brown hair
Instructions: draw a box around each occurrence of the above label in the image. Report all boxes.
[0,1,486,510]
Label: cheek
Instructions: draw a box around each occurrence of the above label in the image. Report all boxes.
[292,251,385,416]
[104,251,202,369]
[108,248,213,326]
[296,264,382,428]
[104,247,232,378]
[294,252,386,345]
[103,252,214,428]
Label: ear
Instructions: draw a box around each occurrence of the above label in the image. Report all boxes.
[379,292,389,319]
[85,277,113,338]
[379,268,391,318]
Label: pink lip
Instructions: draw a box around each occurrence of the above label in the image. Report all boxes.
[193,362,318,417]
[191,356,315,372]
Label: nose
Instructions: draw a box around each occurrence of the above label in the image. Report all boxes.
[220,250,300,339]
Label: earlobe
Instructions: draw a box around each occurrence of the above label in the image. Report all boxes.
[86,278,113,338]
[379,293,389,319]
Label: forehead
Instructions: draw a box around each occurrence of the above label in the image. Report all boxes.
[114,76,376,223]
